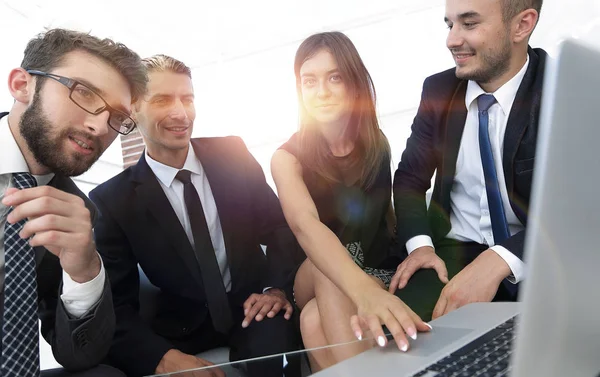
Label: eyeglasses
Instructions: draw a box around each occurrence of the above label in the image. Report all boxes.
[26,69,137,135]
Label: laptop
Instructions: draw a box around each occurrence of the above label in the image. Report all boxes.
[314,38,600,377]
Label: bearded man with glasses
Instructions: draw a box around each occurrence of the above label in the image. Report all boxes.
[0,28,147,377]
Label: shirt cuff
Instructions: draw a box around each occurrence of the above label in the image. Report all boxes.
[262,287,274,294]
[489,245,525,283]
[61,254,106,318]
[406,235,435,254]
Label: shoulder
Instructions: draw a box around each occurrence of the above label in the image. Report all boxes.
[89,166,136,201]
[191,136,251,159]
[422,67,462,97]
[192,135,246,149]
[277,132,300,158]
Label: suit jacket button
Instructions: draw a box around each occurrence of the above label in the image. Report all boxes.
[182,327,188,332]
[204,303,208,308]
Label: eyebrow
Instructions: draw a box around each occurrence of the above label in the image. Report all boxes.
[149,93,195,100]
[301,69,340,77]
[444,11,481,23]
[73,76,130,114]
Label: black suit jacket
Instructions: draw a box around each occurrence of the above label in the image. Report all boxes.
[393,48,547,260]
[89,136,302,377]
[1,111,115,372]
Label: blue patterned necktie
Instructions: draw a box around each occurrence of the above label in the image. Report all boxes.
[2,172,40,377]
[478,94,511,244]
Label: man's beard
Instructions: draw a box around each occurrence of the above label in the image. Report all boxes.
[19,89,103,177]
[456,33,513,84]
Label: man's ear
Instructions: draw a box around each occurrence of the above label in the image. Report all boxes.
[8,68,35,105]
[131,100,141,121]
[512,8,539,44]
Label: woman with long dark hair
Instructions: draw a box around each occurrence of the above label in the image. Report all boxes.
[271,31,429,371]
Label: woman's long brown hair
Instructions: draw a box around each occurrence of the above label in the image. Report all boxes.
[294,31,390,189]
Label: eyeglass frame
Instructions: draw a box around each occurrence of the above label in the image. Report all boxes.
[26,69,137,135]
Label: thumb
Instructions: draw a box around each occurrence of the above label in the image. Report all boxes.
[434,260,449,284]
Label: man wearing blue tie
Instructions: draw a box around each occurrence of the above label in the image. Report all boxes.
[389,0,547,321]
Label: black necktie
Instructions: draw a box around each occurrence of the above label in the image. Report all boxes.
[2,173,40,377]
[176,170,233,333]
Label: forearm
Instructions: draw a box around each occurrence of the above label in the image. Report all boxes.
[49,278,115,371]
[292,215,380,301]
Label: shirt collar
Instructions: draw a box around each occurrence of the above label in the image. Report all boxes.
[145,143,203,187]
[0,114,54,186]
[465,54,530,115]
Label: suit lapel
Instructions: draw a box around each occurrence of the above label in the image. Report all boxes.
[132,154,204,286]
[502,48,543,194]
[441,80,469,212]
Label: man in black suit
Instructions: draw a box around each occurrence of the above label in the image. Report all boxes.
[90,55,302,377]
[389,0,546,321]
[0,29,147,376]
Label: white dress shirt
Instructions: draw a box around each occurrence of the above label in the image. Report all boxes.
[0,115,105,318]
[406,57,530,283]
[145,146,232,291]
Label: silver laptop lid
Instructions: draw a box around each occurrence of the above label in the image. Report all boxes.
[511,38,600,377]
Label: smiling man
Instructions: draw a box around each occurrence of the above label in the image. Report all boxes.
[0,29,147,377]
[389,0,547,321]
[89,55,302,377]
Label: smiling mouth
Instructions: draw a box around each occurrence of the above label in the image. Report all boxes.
[453,52,475,59]
[69,136,92,150]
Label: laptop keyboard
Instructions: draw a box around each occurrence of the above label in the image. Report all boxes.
[412,316,516,377]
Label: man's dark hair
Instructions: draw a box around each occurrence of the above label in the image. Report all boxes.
[20,28,147,101]
[502,0,543,23]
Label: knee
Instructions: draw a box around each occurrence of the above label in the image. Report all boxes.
[299,299,322,337]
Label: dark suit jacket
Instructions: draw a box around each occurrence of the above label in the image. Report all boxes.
[1,110,115,372]
[393,47,547,260]
[89,136,302,377]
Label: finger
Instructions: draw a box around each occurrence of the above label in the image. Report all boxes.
[3,187,19,196]
[406,307,432,333]
[366,314,388,349]
[398,261,420,289]
[20,215,87,239]
[441,297,462,317]
[255,300,274,321]
[388,265,404,293]
[432,294,448,320]
[283,302,293,320]
[242,300,264,328]
[381,309,410,352]
[28,230,90,251]
[7,196,88,225]
[243,294,259,315]
[433,260,449,284]
[266,302,282,318]
[2,186,83,207]
[350,315,364,340]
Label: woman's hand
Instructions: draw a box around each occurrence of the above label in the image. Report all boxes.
[350,285,431,352]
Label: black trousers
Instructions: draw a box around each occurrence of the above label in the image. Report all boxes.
[171,303,301,377]
[394,239,518,321]
[41,365,125,377]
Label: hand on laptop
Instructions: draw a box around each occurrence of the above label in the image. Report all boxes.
[432,249,511,319]
[350,285,431,352]
[388,246,449,293]
[156,349,225,377]
[242,288,293,328]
